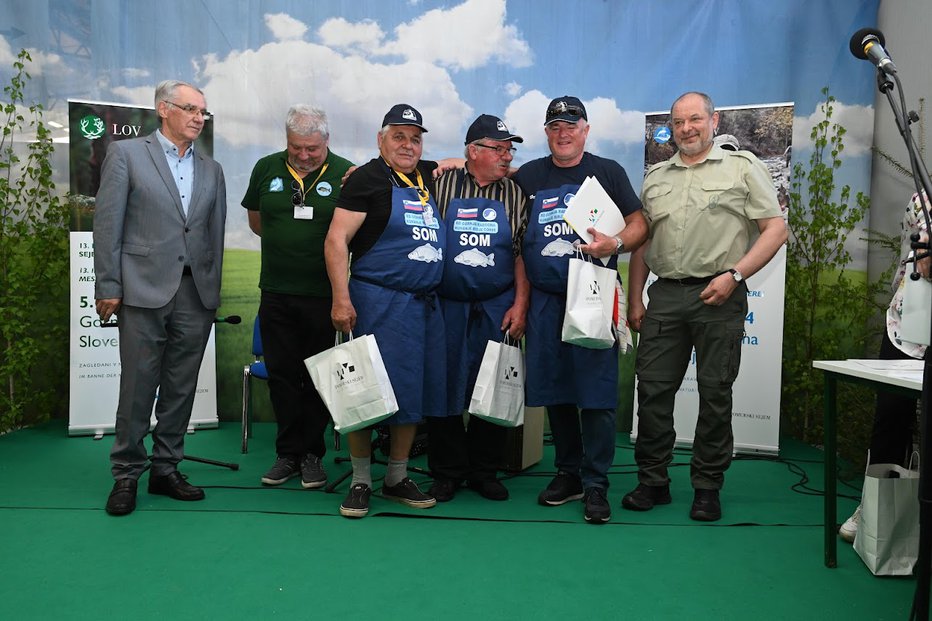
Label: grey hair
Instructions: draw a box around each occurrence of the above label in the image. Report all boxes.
[286,104,329,139]
[670,91,715,119]
[154,80,202,108]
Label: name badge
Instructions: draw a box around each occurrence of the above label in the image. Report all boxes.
[294,205,314,220]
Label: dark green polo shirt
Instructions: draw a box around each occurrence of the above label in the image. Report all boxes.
[242,149,353,296]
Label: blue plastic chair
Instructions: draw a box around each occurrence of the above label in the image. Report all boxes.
[241,317,268,453]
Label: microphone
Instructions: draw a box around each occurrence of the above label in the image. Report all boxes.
[849,27,897,75]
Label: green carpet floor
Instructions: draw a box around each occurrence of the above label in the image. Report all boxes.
[0,421,917,620]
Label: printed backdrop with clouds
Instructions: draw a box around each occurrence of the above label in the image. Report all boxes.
[1,0,879,253]
[0,0,882,419]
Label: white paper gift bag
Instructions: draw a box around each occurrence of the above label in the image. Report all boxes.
[561,250,617,349]
[304,332,398,434]
[468,335,525,427]
[853,453,920,576]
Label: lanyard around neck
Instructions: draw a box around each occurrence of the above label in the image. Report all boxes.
[286,161,329,202]
[387,160,429,207]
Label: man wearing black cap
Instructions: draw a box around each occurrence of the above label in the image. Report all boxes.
[324,103,444,518]
[512,96,648,524]
[426,114,530,503]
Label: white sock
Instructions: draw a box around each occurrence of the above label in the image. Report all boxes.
[350,456,372,488]
[384,458,408,487]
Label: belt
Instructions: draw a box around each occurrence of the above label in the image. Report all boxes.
[658,272,724,285]
[182,265,193,276]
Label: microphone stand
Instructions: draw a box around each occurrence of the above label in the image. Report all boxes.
[875,68,932,621]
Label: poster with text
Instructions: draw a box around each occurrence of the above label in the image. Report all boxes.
[67,99,218,436]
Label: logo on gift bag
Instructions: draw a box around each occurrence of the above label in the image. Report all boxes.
[588,280,600,295]
[503,366,519,380]
[336,361,356,380]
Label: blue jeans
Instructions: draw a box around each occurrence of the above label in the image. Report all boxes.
[547,404,616,490]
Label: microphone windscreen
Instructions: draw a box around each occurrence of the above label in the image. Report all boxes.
[849,27,884,60]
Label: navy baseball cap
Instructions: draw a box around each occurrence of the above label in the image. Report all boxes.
[381,103,428,132]
[464,114,524,144]
[545,96,587,125]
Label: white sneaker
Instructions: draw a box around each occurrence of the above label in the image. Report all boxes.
[839,504,861,543]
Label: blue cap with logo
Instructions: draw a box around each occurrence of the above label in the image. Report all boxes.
[545,96,587,126]
[382,103,428,132]
[465,114,523,144]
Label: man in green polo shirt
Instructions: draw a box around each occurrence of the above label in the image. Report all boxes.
[624,92,787,522]
[242,104,353,489]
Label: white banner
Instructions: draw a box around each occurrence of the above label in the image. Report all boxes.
[68,231,218,436]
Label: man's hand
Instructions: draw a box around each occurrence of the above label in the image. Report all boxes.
[627,297,645,332]
[501,304,527,340]
[432,158,465,179]
[578,228,618,259]
[330,299,357,333]
[699,273,738,306]
[341,165,358,186]
[96,298,122,323]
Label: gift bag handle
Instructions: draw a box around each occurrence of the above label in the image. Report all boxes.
[335,330,355,347]
[501,331,521,348]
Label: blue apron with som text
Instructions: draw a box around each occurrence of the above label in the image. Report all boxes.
[439,193,516,415]
[350,185,447,424]
[522,184,618,409]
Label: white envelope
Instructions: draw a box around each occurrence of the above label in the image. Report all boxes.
[563,176,626,266]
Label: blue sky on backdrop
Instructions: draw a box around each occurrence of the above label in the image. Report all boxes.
[0,0,880,252]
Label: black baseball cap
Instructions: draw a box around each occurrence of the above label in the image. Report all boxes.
[545,96,587,125]
[464,114,523,144]
[381,103,428,132]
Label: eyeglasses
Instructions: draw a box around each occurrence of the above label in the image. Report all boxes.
[473,143,517,156]
[164,100,212,120]
[546,102,585,121]
[291,179,309,207]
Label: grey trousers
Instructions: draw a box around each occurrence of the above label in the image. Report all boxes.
[110,275,214,479]
[634,278,747,490]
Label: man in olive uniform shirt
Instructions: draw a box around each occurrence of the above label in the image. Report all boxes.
[625,92,787,522]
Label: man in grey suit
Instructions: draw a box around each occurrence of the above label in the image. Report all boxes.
[94,80,227,516]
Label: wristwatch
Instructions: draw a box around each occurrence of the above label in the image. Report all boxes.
[613,236,625,255]
[728,268,744,283]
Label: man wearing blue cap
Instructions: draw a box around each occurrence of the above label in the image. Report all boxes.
[325,103,444,518]
[427,114,530,502]
[513,96,648,524]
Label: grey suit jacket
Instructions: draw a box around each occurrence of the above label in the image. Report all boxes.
[94,131,227,310]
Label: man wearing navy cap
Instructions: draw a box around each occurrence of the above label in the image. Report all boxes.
[513,96,648,523]
[427,114,530,502]
[325,103,443,518]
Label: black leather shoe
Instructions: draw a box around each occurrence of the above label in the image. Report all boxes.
[428,478,460,502]
[106,478,138,516]
[148,471,205,501]
[468,479,509,501]
[621,483,672,511]
[690,488,722,522]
